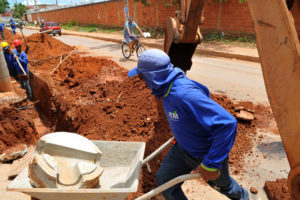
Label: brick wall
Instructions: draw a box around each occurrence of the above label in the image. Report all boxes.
[28,0,254,33]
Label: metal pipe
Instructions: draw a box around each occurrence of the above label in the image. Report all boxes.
[135,173,201,200]
[142,137,174,166]
[39,29,53,34]
[0,50,13,92]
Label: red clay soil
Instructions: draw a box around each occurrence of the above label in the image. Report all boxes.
[1,28,73,61]
[25,33,74,61]
[264,178,291,200]
[0,102,40,154]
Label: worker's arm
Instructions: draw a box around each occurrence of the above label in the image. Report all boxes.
[136,25,143,36]
[182,86,237,169]
[127,26,133,37]
[17,52,28,65]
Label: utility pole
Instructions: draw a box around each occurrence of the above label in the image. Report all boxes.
[26,0,29,6]
[124,0,129,21]
[34,0,41,26]
[56,0,58,8]
[0,50,13,92]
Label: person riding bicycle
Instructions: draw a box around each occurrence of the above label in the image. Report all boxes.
[124,16,144,54]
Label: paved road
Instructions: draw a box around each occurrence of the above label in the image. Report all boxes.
[22,29,267,104]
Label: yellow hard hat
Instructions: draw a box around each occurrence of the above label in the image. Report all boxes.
[1,41,9,48]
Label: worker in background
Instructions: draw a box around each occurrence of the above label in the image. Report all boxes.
[0,23,5,40]
[128,49,249,200]
[1,41,18,81]
[123,16,143,54]
[13,39,33,101]
[40,19,45,28]
[10,18,16,35]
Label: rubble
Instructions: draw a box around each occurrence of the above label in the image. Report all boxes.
[0,144,27,163]
[250,186,258,194]
[264,179,291,200]
[235,110,254,121]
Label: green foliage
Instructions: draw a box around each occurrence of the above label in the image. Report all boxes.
[202,32,256,47]
[64,21,75,28]
[12,3,28,19]
[0,0,9,14]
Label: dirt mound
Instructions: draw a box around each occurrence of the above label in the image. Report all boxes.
[264,178,291,200]
[0,103,40,154]
[26,33,74,60]
[1,28,73,61]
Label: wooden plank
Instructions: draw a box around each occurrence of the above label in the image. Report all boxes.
[248,0,300,169]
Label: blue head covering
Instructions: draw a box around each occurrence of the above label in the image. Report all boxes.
[128,49,185,97]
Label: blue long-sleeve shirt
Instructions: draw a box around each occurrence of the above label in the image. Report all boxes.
[162,77,237,169]
[3,51,15,71]
[10,19,15,29]
[0,23,4,32]
[13,49,28,74]
[138,50,237,169]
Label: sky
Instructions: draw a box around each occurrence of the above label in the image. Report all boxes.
[7,0,106,7]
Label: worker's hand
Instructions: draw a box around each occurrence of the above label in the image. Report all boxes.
[191,164,220,181]
[14,55,18,59]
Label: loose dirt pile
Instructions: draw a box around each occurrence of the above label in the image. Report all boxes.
[2,28,73,61]
[264,178,291,200]
[0,102,39,154]
[25,33,74,61]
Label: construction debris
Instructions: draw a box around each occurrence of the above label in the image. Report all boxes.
[0,144,27,163]
[235,110,254,121]
[29,132,103,189]
[250,187,258,194]
[264,179,291,200]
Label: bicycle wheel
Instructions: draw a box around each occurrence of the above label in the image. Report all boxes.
[122,43,131,59]
[136,43,146,58]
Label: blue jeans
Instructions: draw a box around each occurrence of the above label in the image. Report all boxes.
[124,34,137,43]
[155,144,249,200]
[19,75,33,100]
[11,27,16,35]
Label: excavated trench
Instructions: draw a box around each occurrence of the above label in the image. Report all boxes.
[0,29,289,199]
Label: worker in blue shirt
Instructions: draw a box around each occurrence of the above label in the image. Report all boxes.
[1,41,18,81]
[13,39,33,101]
[128,49,249,200]
[0,23,5,40]
[123,16,143,54]
[10,18,16,35]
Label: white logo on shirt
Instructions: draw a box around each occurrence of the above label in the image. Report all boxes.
[168,111,179,121]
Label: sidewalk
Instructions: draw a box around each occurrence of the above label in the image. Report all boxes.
[26,26,259,63]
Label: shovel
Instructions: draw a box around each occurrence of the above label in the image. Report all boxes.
[19,27,36,65]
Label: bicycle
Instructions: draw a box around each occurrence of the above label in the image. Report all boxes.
[122,36,146,59]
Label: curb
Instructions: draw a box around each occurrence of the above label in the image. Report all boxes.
[25,27,260,63]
